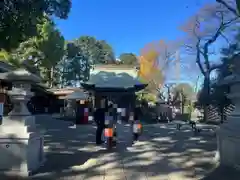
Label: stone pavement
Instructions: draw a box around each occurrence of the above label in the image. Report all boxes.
[1,115,240,180]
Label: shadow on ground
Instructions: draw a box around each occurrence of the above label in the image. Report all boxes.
[200,165,240,180]
[1,116,240,180]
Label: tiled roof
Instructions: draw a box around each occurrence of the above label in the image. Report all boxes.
[0,61,15,72]
[47,87,84,95]
[93,64,139,70]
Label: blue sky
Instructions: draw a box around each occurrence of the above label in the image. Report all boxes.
[55,0,215,57]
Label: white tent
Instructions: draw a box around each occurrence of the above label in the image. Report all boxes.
[65,91,88,100]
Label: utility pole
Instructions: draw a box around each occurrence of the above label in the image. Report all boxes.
[164,83,175,105]
[194,76,200,93]
[179,89,185,114]
[175,50,180,81]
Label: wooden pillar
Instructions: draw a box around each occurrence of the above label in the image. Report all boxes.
[94,93,101,108]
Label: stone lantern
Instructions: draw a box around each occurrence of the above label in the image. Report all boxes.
[4,69,40,128]
[216,55,240,169]
[0,69,45,176]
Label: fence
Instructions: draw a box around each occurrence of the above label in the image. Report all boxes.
[207,104,235,123]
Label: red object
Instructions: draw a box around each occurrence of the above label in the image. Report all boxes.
[104,128,113,137]
[81,108,88,124]
[83,113,88,124]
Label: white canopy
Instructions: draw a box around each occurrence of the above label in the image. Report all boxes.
[65,91,88,100]
[86,71,143,88]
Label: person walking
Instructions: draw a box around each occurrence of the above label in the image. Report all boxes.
[108,103,118,147]
[131,107,142,143]
[76,100,84,125]
[94,101,106,145]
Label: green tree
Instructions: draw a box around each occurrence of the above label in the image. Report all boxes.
[37,18,65,87]
[0,49,21,67]
[173,83,194,113]
[119,53,138,65]
[0,0,71,51]
[97,40,115,64]
[60,42,79,87]
[5,17,65,87]
[75,36,115,64]
[173,83,194,99]
[59,36,115,87]
[60,41,91,87]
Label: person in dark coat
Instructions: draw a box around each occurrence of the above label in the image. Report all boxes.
[76,101,85,124]
[94,104,106,145]
[132,107,142,142]
[108,103,118,146]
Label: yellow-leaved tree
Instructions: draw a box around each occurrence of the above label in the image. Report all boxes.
[138,40,178,93]
[0,49,21,67]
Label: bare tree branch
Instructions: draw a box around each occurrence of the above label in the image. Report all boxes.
[196,41,206,76]
[220,32,230,46]
[205,16,238,47]
[202,13,238,72]
[216,0,239,16]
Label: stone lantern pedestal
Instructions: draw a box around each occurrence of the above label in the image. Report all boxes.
[216,65,240,169]
[0,69,45,176]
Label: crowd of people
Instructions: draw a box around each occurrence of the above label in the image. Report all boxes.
[93,99,142,146]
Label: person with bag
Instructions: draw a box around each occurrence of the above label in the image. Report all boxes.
[104,102,118,149]
[94,101,106,145]
[131,107,143,143]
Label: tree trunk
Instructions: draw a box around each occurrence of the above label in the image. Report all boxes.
[60,57,67,88]
[203,73,210,121]
[49,66,54,88]
[181,100,184,114]
[180,92,184,114]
